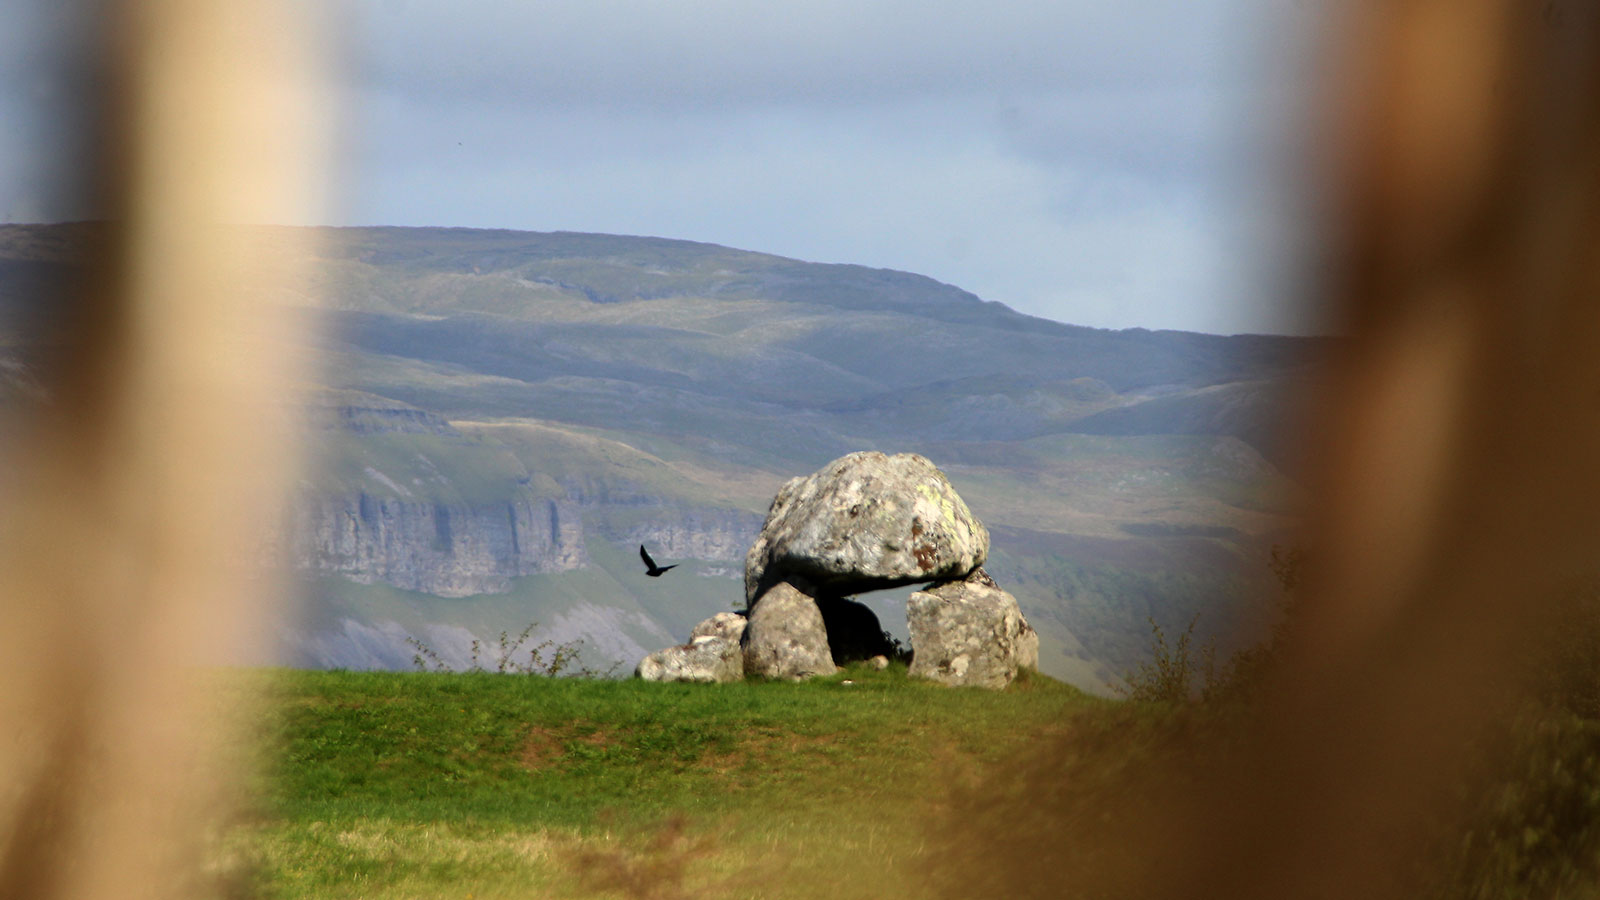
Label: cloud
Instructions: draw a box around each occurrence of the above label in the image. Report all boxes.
[0,1,99,80]
[329,0,1325,334]
[347,0,1244,110]
[0,1,101,223]
[0,0,1321,333]
[338,87,1292,332]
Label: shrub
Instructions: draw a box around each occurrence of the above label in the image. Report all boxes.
[406,622,620,677]
[1116,614,1211,703]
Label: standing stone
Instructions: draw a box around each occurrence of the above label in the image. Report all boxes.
[744,451,989,603]
[907,578,1039,689]
[742,580,837,680]
[635,635,743,684]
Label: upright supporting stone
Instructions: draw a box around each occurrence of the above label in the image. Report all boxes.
[908,577,1038,689]
[742,580,837,680]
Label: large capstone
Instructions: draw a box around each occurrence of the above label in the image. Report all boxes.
[907,575,1039,689]
[635,635,744,684]
[744,451,988,603]
[741,580,837,680]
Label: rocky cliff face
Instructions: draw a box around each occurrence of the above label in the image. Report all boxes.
[611,507,762,563]
[291,492,589,597]
[289,396,764,597]
[290,493,762,597]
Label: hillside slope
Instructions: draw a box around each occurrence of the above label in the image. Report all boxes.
[0,224,1318,689]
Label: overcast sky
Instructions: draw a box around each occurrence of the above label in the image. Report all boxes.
[4,0,1325,335]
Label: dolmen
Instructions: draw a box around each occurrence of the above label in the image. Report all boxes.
[636,451,1039,689]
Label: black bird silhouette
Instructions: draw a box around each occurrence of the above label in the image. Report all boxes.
[639,545,677,577]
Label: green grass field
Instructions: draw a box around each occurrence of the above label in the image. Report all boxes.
[232,665,1094,899]
[220,651,1600,900]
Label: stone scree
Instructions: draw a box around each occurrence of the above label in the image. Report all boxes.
[636,451,1037,689]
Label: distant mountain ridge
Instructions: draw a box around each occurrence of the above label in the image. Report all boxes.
[0,224,1319,689]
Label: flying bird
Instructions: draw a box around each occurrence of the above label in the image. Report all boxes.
[639,545,677,577]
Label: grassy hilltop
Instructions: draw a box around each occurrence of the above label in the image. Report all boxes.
[233,665,1091,900]
[228,643,1600,900]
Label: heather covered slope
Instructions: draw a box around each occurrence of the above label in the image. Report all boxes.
[0,224,1317,688]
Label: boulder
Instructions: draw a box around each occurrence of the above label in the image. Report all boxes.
[635,635,743,684]
[964,565,999,588]
[815,596,895,665]
[741,580,837,680]
[690,611,748,644]
[907,577,1039,689]
[744,451,989,603]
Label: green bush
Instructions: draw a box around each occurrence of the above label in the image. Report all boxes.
[1116,615,1210,703]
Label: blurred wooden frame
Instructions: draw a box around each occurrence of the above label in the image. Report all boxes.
[1163,0,1600,896]
[0,2,319,899]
